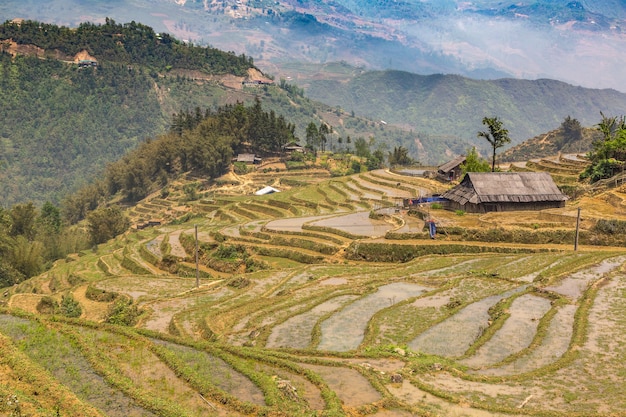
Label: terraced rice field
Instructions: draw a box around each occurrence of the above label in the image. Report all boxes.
[3,166,626,416]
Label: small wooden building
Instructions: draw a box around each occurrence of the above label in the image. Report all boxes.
[442,172,568,213]
[283,143,305,154]
[437,155,466,181]
[236,153,262,164]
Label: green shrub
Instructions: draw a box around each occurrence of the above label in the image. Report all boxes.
[285,161,307,170]
[233,162,249,175]
[594,219,626,235]
[60,294,82,318]
[228,276,251,289]
[431,202,443,209]
[36,296,58,314]
[106,298,141,326]
[455,210,465,216]
[85,286,118,302]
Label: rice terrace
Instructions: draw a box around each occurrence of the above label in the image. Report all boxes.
[4,156,626,417]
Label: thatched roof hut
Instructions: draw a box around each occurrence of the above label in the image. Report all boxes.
[442,172,568,213]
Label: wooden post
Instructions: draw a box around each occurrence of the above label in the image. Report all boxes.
[574,207,581,251]
[195,224,200,288]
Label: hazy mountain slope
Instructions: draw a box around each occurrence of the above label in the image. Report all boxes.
[501,127,601,162]
[2,0,626,89]
[303,70,626,144]
[0,20,259,207]
[0,19,469,206]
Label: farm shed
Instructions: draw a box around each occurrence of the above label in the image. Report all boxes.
[437,155,466,181]
[442,172,568,213]
[255,186,280,195]
[236,153,262,164]
[283,143,305,154]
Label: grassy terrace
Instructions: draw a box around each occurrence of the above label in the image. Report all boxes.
[2,162,626,416]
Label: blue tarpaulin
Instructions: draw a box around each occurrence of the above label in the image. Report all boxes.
[410,196,447,205]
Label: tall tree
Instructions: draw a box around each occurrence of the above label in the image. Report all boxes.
[477,116,511,172]
[305,122,319,151]
[560,115,583,143]
[388,146,412,166]
[460,147,490,174]
[87,206,130,245]
[9,203,37,240]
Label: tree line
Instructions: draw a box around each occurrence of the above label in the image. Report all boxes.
[581,113,626,182]
[0,18,254,75]
[0,202,89,288]
[63,100,298,223]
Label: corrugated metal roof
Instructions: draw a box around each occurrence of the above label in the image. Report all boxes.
[442,172,568,205]
[254,186,280,195]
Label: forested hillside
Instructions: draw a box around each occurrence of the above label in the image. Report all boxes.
[0,19,254,74]
[0,54,165,206]
[0,19,470,207]
[0,19,255,206]
[303,70,626,145]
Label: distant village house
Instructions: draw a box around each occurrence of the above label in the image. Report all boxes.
[242,79,274,87]
[283,142,305,154]
[74,50,98,68]
[236,153,262,164]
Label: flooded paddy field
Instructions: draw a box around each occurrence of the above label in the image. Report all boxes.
[6,246,626,416]
[5,172,626,417]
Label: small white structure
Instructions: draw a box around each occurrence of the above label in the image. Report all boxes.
[254,186,280,196]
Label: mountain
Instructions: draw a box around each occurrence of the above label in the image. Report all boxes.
[3,17,626,208]
[0,19,454,206]
[0,19,256,207]
[301,69,626,148]
[2,0,626,90]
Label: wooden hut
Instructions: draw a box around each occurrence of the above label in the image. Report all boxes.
[437,155,466,181]
[236,153,262,164]
[442,172,568,213]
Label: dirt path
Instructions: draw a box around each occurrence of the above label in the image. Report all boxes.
[72,284,111,322]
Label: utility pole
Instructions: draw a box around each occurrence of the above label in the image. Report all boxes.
[574,207,581,251]
[195,224,200,288]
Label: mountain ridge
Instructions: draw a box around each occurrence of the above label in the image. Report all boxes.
[3,0,626,90]
[302,68,626,146]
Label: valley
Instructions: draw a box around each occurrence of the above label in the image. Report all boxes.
[1,14,626,417]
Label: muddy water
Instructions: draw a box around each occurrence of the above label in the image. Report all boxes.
[478,304,576,376]
[0,315,158,417]
[265,295,359,349]
[345,180,382,200]
[393,214,425,234]
[302,363,382,407]
[310,211,393,237]
[145,236,163,258]
[156,341,265,405]
[544,256,626,300]
[408,286,525,357]
[461,294,552,368]
[388,379,527,417]
[265,214,336,232]
[141,298,195,333]
[318,283,428,351]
